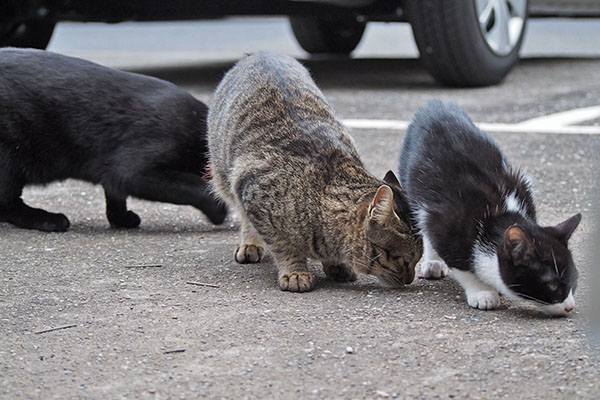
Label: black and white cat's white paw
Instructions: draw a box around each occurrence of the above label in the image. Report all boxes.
[452,269,503,310]
[466,290,502,310]
[418,260,449,280]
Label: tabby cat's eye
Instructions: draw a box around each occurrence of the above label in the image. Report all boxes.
[548,283,559,292]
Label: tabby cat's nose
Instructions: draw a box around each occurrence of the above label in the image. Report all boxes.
[564,304,574,312]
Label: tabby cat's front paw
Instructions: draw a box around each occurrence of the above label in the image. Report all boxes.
[467,291,501,310]
[323,263,357,282]
[278,271,314,292]
[419,260,449,280]
[235,244,264,264]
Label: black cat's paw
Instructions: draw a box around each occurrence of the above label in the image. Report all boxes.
[36,213,70,232]
[108,210,141,229]
[203,201,228,225]
[323,263,358,282]
[0,206,70,232]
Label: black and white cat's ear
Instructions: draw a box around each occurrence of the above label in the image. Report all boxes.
[368,185,396,224]
[504,225,536,265]
[383,170,402,188]
[547,213,582,243]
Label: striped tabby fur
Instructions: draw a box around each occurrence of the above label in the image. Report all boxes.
[208,52,422,292]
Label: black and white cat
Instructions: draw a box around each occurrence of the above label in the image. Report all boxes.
[399,100,581,316]
[0,48,226,231]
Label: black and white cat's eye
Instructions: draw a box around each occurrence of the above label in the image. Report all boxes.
[547,282,559,292]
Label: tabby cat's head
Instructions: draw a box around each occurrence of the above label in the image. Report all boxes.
[358,171,423,286]
[498,213,581,316]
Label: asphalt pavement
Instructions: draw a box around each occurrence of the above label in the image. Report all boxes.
[2,17,600,399]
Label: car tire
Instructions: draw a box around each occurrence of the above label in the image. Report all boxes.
[405,0,528,87]
[289,16,366,55]
[0,19,56,49]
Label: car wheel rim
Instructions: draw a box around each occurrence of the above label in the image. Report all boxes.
[475,0,527,56]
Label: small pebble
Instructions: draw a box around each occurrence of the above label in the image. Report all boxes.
[345,346,354,354]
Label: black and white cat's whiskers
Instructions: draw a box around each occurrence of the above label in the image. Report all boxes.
[462,188,577,315]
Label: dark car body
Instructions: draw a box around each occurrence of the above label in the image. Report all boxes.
[2,1,599,86]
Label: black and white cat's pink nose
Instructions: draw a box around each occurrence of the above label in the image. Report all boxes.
[562,291,575,312]
[564,303,575,312]
[544,290,575,316]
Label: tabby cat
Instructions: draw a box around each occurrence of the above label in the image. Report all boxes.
[398,100,581,316]
[0,48,226,231]
[208,52,422,292]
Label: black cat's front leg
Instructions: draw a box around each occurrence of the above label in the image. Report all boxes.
[323,262,357,282]
[104,190,141,229]
[0,198,70,232]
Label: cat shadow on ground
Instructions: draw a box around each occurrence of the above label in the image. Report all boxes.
[132,57,436,91]
[134,56,598,94]
[419,278,573,319]
[506,303,576,320]
[62,220,237,235]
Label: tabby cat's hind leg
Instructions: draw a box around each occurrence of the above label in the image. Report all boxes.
[235,214,265,264]
[104,189,141,228]
[0,198,69,232]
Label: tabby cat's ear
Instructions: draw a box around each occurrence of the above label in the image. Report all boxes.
[368,185,395,225]
[383,170,401,188]
[504,225,536,265]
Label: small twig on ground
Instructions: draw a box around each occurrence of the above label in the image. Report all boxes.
[185,281,220,288]
[34,324,77,334]
[123,264,163,269]
[164,349,186,354]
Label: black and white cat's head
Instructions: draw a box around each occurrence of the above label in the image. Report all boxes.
[495,213,582,316]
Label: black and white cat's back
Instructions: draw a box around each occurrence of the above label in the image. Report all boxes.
[399,100,581,316]
[0,48,226,231]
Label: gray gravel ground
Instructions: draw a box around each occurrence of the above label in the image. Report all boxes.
[1,55,600,399]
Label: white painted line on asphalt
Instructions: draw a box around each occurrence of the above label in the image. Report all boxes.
[343,119,409,130]
[343,119,600,135]
[479,122,600,135]
[342,106,600,135]
[517,105,600,129]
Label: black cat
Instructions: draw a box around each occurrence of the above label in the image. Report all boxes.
[0,48,226,231]
[398,100,581,316]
